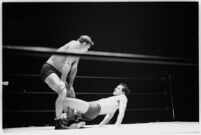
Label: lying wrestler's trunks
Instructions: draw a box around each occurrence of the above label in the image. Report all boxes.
[40,63,61,82]
[82,102,101,121]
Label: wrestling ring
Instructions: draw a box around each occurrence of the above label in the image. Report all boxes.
[2,45,199,135]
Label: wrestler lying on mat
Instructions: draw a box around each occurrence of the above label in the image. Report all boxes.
[62,83,130,127]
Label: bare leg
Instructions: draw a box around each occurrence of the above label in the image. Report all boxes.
[64,86,76,120]
[63,97,89,114]
[45,73,67,119]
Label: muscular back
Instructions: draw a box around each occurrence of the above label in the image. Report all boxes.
[46,40,79,73]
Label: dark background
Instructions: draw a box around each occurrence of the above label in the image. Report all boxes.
[2,2,199,128]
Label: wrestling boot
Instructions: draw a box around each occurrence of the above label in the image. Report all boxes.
[55,118,70,130]
[69,121,86,129]
[63,117,86,129]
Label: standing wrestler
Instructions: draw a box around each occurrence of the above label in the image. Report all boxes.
[40,35,94,129]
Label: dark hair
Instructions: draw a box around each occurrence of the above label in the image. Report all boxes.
[78,35,94,46]
[120,83,130,95]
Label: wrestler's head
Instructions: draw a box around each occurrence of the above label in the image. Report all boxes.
[113,83,130,96]
[78,35,94,47]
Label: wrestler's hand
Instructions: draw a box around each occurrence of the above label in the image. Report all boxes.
[67,85,74,93]
[114,124,120,127]
[69,86,74,93]
[68,86,75,98]
[96,124,106,128]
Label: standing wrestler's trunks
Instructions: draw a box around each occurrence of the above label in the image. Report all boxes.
[40,63,75,98]
[40,63,61,82]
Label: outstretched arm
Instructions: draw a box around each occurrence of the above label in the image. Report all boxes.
[99,112,115,126]
[115,96,128,126]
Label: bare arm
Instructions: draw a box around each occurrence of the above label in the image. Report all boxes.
[59,41,76,87]
[115,95,128,126]
[61,61,71,83]
[99,112,115,126]
[68,59,79,88]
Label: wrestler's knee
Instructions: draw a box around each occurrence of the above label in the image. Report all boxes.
[45,74,66,94]
[57,81,67,95]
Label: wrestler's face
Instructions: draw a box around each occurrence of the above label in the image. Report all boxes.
[82,42,91,50]
[78,42,90,53]
[113,85,124,95]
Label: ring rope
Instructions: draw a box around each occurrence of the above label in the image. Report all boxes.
[4,73,165,81]
[3,45,197,66]
[3,91,167,95]
[4,107,196,113]
[3,108,171,113]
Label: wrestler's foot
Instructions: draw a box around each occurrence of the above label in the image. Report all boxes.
[69,121,86,129]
